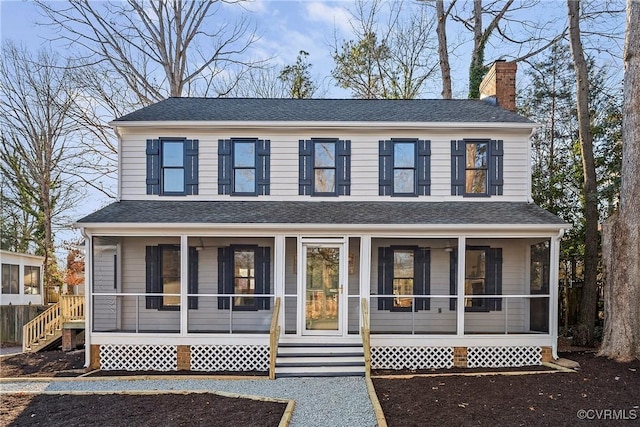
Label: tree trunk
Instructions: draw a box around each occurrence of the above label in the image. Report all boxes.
[567,0,599,347]
[436,0,452,99]
[598,0,640,361]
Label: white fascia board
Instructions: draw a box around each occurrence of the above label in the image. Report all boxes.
[110,120,540,131]
[77,222,568,236]
[0,250,46,262]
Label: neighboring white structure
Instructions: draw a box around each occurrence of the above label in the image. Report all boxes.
[76,62,568,375]
[0,250,44,306]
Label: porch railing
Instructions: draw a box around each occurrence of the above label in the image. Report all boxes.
[91,293,276,333]
[369,294,550,335]
[269,297,281,379]
[361,298,371,377]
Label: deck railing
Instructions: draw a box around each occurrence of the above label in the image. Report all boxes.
[61,295,85,322]
[269,297,281,380]
[361,298,371,377]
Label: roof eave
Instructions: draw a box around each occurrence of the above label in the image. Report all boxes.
[109,120,540,130]
[76,222,568,233]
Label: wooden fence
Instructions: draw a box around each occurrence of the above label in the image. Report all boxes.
[0,304,47,345]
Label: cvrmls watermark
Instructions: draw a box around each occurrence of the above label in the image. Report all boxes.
[577,409,638,421]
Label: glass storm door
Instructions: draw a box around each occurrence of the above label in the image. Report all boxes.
[303,245,343,335]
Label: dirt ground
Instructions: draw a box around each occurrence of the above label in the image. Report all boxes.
[2,349,639,426]
[374,351,640,426]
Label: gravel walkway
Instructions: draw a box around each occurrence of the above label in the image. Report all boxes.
[1,377,377,427]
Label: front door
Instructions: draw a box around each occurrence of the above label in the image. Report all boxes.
[302,244,343,335]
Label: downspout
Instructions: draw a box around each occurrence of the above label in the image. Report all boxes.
[80,228,92,369]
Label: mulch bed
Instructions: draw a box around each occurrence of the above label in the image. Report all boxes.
[0,350,85,377]
[1,350,285,426]
[374,351,640,426]
[1,393,286,427]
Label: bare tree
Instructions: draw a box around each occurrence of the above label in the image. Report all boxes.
[37,0,262,104]
[599,0,640,361]
[435,0,455,98]
[332,0,439,99]
[567,0,599,347]
[449,0,567,98]
[0,42,82,297]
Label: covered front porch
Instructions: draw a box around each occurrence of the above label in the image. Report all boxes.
[83,230,562,373]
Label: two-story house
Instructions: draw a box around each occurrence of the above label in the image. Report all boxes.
[76,61,567,376]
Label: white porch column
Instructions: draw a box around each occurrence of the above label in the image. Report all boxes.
[549,231,564,358]
[456,236,466,337]
[359,235,372,330]
[274,234,286,332]
[180,234,188,336]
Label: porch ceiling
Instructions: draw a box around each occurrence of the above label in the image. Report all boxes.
[77,201,566,228]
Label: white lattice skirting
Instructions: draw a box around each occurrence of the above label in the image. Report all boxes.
[467,346,542,368]
[100,344,177,371]
[371,346,454,370]
[190,345,269,372]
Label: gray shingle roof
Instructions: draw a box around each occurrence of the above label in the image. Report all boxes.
[77,201,566,226]
[113,98,533,124]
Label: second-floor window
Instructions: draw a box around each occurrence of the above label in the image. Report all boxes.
[146,138,199,196]
[451,139,503,196]
[299,139,351,196]
[218,139,270,196]
[379,139,431,196]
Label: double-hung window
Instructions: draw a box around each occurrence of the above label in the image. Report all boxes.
[218,139,270,196]
[1,264,19,294]
[451,139,503,196]
[449,246,503,312]
[145,245,199,310]
[24,266,41,295]
[218,246,271,310]
[379,139,431,196]
[146,138,199,195]
[299,139,351,196]
[377,246,430,311]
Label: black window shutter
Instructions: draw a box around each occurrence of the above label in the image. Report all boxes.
[377,247,393,310]
[185,139,199,195]
[145,246,161,309]
[336,140,351,195]
[379,140,393,195]
[299,140,313,195]
[451,140,465,195]
[417,140,431,196]
[188,246,198,309]
[489,139,504,195]
[218,139,232,195]
[255,246,271,310]
[486,248,503,311]
[414,248,431,311]
[257,139,271,195]
[146,139,160,195]
[217,247,233,309]
[449,250,457,311]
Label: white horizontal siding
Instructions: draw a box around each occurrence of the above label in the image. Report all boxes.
[119,127,531,201]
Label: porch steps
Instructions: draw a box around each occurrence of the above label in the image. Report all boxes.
[275,342,365,378]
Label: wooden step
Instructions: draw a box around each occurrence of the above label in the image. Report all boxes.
[275,341,365,378]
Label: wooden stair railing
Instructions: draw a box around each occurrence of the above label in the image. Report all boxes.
[269,297,281,379]
[22,295,85,352]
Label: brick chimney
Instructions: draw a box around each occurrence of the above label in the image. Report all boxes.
[479,60,517,112]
